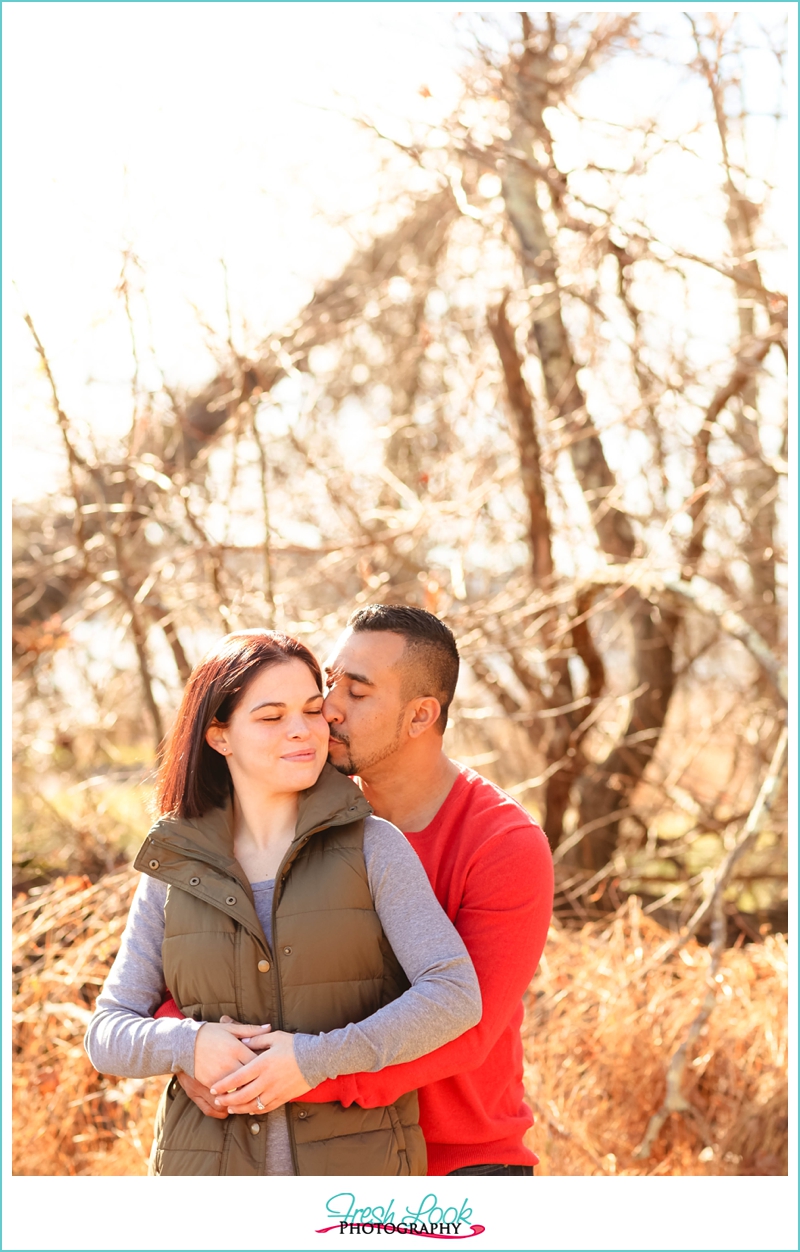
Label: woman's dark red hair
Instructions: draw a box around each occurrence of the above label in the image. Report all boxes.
[156,629,323,818]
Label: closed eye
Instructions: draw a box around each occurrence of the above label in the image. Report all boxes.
[260,705,323,721]
[324,678,365,699]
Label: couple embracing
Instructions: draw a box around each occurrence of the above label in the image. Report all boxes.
[86,604,554,1177]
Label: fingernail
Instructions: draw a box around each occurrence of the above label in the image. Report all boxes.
[210,1088,217,1095]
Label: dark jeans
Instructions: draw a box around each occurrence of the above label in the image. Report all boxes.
[447,1164,533,1176]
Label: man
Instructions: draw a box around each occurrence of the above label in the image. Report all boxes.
[177,604,554,1175]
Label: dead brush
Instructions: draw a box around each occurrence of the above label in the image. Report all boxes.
[12,869,163,1176]
[523,897,788,1175]
[12,874,788,1176]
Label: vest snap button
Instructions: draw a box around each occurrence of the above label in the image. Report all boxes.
[297,1110,308,1119]
[189,877,200,886]
[257,959,270,973]
[250,1122,261,1135]
[283,946,292,955]
[226,896,237,906]
[149,859,160,870]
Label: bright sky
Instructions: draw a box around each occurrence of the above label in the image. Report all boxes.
[4,2,790,504]
[4,2,470,498]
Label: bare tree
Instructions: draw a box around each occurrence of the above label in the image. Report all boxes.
[13,12,787,936]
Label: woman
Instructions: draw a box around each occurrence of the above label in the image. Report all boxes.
[85,629,480,1176]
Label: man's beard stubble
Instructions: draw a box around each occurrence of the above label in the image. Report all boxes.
[327,714,405,778]
[328,732,358,776]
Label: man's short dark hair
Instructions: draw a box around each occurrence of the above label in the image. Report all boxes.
[347,604,460,735]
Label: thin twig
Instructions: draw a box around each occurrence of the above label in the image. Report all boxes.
[633,725,788,1159]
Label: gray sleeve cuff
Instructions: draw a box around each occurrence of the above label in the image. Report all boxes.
[172,1018,206,1077]
[293,1032,331,1089]
[84,1010,205,1080]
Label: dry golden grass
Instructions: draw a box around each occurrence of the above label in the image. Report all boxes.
[12,871,162,1175]
[13,873,788,1176]
[523,899,788,1176]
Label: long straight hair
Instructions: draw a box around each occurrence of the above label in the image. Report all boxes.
[156,630,323,819]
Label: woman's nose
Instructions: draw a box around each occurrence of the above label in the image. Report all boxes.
[287,715,311,738]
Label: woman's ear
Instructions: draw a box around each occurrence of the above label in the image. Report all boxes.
[205,721,230,756]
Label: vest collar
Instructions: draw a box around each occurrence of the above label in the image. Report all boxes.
[141,762,371,871]
[134,764,372,947]
[295,762,372,840]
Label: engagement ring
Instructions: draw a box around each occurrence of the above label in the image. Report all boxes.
[255,1096,265,1111]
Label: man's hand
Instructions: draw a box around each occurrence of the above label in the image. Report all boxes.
[211,1031,311,1114]
[176,1071,229,1119]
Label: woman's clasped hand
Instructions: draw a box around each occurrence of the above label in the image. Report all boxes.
[192,1018,272,1089]
[205,1023,311,1115]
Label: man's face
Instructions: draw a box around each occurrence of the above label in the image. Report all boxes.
[323,629,410,778]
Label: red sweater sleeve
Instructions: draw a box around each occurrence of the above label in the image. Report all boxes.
[300,821,553,1108]
[154,995,183,1020]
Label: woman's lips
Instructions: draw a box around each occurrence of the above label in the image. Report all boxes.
[281,749,318,761]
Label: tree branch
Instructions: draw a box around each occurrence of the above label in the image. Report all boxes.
[633,725,788,1158]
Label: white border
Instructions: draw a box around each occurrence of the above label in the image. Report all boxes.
[3,5,796,1252]
[2,1175,798,1251]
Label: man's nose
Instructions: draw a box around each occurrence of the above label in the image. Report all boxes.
[323,692,342,724]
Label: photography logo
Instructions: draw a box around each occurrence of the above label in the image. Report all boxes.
[316,1192,485,1239]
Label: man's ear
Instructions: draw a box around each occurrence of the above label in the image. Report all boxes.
[407,697,442,739]
[205,721,230,756]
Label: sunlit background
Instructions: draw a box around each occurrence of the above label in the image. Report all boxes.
[8,3,790,1183]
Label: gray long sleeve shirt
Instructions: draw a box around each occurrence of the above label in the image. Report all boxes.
[85,813,481,1090]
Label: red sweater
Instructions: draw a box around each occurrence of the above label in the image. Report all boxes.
[156,766,554,1175]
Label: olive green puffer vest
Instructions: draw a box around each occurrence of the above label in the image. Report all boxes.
[133,764,426,1176]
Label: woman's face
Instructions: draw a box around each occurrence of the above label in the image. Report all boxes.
[207,659,329,795]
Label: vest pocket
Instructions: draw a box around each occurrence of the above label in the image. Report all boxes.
[151,1146,226,1177]
[150,1076,236,1176]
[389,1093,427,1177]
[386,1103,410,1176]
[291,1100,425,1176]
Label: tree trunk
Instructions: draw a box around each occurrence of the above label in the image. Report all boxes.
[576,593,678,870]
[497,17,677,866]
